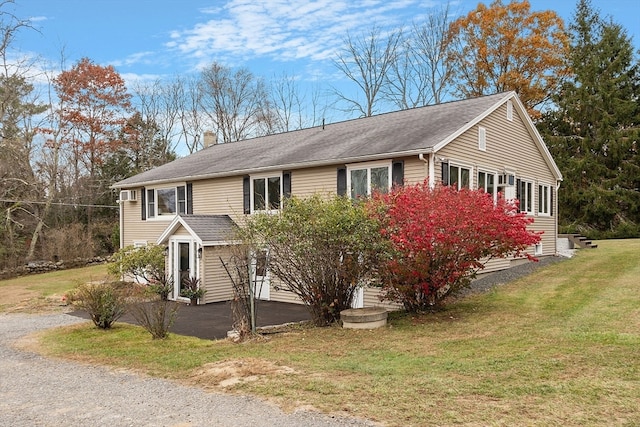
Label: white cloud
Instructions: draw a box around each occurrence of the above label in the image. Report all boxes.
[167,0,429,66]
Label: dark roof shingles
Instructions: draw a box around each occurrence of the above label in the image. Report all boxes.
[115,92,510,187]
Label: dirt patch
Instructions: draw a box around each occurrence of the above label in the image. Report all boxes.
[188,358,298,390]
[0,286,70,314]
[12,329,48,354]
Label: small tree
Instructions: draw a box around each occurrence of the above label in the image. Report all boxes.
[108,244,171,299]
[367,183,541,312]
[219,245,258,340]
[128,286,178,340]
[243,195,384,326]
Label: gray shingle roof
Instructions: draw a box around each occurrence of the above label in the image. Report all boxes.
[115,92,513,188]
[178,215,238,244]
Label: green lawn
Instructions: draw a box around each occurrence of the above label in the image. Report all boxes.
[0,264,109,312]
[36,240,640,426]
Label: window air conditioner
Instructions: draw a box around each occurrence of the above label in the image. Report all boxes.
[119,190,137,202]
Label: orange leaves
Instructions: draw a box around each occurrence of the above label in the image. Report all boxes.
[447,0,570,116]
[52,58,132,171]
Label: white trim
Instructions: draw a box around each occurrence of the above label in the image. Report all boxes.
[535,243,543,256]
[446,161,474,190]
[346,160,392,198]
[145,183,188,221]
[156,216,202,246]
[477,169,498,202]
[250,171,283,214]
[428,153,435,188]
[537,182,552,217]
[518,178,535,215]
[508,95,563,181]
[168,238,200,302]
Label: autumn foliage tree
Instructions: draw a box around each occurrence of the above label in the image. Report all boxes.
[447,0,569,116]
[53,57,132,222]
[368,183,541,312]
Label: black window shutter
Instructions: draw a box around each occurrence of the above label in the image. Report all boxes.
[283,171,292,199]
[243,176,251,214]
[441,162,449,185]
[186,183,193,214]
[337,167,347,196]
[140,187,146,220]
[550,187,554,216]
[516,179,521,200]
[392,160,404,187]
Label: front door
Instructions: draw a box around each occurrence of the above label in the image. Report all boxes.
[170,239,196,300]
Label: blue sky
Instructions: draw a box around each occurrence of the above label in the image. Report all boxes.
[11,0,640,98]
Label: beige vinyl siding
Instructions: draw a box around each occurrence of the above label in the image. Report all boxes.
[192,176,244,222]
[121,189,169,246]
[436,102,557,254]
[268,276,305,304]
[291,165,337,198]
[201,246,234,303]
[401,156,428,185]
[438,104,555,183]
[363,287,402,310]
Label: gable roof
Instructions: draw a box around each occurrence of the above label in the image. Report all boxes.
[156,215,238,246]
[115,91,560,188]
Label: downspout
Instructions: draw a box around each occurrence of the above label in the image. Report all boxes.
[418,153,435,188]
[119,194,124,249]
[555,180,562,252]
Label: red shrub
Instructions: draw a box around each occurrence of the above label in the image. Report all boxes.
[367,182,541,311]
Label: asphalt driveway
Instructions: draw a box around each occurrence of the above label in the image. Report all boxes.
[69,300,312,340]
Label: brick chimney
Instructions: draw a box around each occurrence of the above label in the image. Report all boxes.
[203,131,217,147]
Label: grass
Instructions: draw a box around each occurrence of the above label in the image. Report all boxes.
[0,264,109,312]
[26,240,640,425]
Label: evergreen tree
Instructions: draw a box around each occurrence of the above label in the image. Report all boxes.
[540,0,640,238]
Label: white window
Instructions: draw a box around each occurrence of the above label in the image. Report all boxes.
[535,243,543,256]
[517,179,534,214]
[538,183,552,216]
[444,163,472,190]
[347,161,391,199]
[477,170,497,201]
[478,126,487,151]
[251,173,282,212]
[147,185,188,219]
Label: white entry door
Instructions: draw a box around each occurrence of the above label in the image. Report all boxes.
[170,239,197,300]
[251,250,270,300]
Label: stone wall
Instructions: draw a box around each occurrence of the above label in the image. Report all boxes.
[0,257,109,281]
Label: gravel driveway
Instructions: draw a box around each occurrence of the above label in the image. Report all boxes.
[0,313,378,427]
[0,255,568,426]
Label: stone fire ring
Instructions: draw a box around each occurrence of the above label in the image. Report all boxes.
[340,307,388,329]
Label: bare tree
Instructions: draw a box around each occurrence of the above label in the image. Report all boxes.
[384,4,455,109]
[0,0,47,264]
[198,62,273,144]
[269,71,304,133]
[176,75,207,153]
[332,25,403,117]
[268,71,331,132]
[131,78,182,160]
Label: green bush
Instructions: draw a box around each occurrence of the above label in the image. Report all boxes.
[67,282,130,329]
